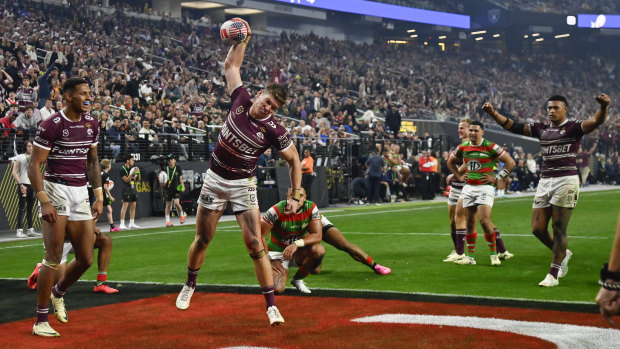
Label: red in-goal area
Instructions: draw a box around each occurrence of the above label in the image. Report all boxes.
[0,292,611,348]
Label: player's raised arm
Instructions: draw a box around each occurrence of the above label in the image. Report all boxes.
[583,93,610,134]
[482,101,532,137]
[224,18,252,95]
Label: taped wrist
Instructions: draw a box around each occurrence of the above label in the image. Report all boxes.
[93,187,104,202]
[36,191,50,204]
[494,169,509,182]
[294,239,305,248]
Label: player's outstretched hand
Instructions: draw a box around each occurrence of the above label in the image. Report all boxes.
[595,93,610,108]
[482,102,495,115]
[596,286,620,327]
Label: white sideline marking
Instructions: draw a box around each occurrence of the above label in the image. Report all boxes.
[352,314,620,348]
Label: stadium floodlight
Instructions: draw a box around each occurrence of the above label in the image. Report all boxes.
[523,35,529,38]
[531,33,540,37]
[535,38,544,42]
[407,29,416,33]
[181,1,225,9]
[475,37,483,41]
[410,34,418,38]
[438,35,446,39]
[269,0,470,28]
[493,34,500,38]
[471,30,486,35]
[555,34,570,39]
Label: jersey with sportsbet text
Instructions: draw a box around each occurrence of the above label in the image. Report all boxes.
[529,120,583,178]
[262,199,321,252]
[455,139,504,186]
[210,85,292,180]
[33,110,100,187]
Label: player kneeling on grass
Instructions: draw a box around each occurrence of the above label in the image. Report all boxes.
[28,223,118,294]
[261,188,325,294]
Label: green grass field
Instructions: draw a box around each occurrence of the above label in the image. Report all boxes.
[2,190,619,304]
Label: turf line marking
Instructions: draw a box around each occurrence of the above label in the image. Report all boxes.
[0,278,597,307]
[340,232,609,239]
[352,314,620,348]
[327,206,436,218]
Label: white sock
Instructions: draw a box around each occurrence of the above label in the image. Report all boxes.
[130,219,135,225]
[165,215,170,223]
[120,220,125,226]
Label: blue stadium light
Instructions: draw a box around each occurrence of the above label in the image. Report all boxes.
[270,0,470,29]
[577,14,620,28]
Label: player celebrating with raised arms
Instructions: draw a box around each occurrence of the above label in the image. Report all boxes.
[176,18,302,326]
[483,93,610,286]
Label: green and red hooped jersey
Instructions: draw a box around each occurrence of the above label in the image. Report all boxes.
[261,199,321,252]
[455,138,504,186]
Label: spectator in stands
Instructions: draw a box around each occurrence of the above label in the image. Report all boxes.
[39,99,55,121]
[106,118,122,161]
[164,80,182,103]
[385,104,402,136]
[14,105,40,139]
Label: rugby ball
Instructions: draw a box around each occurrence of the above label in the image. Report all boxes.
[220,19,248,45]
[130,166,140,176]
[104,180,114,191]
[158,171,168,185]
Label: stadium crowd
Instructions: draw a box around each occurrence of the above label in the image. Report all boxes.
[490,0,620,14]
[0,0,619,196]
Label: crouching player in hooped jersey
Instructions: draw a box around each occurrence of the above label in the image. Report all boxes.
[447,120,515,266]
[175,18,302,326]
[28,77,103,337]
[261,188,325,295]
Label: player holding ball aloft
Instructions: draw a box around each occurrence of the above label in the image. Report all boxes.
[176,18,302,326]
[483,93,610,287]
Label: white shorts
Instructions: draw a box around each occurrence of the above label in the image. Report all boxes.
[61,241,73,264]
[533,175,579,209]
[40,181,92,221]
[268,250,300,270]
[448,186,463,206]
[461,185,495,208]
[197,169,259,212]
[321,215,333,228]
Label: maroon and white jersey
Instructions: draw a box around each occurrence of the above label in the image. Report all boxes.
[448,145,466,190]
[190,102,205,117]
[34,111,100,186]
[16,86,36,110]
[210,85,292,180]
[530,119,584,178]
